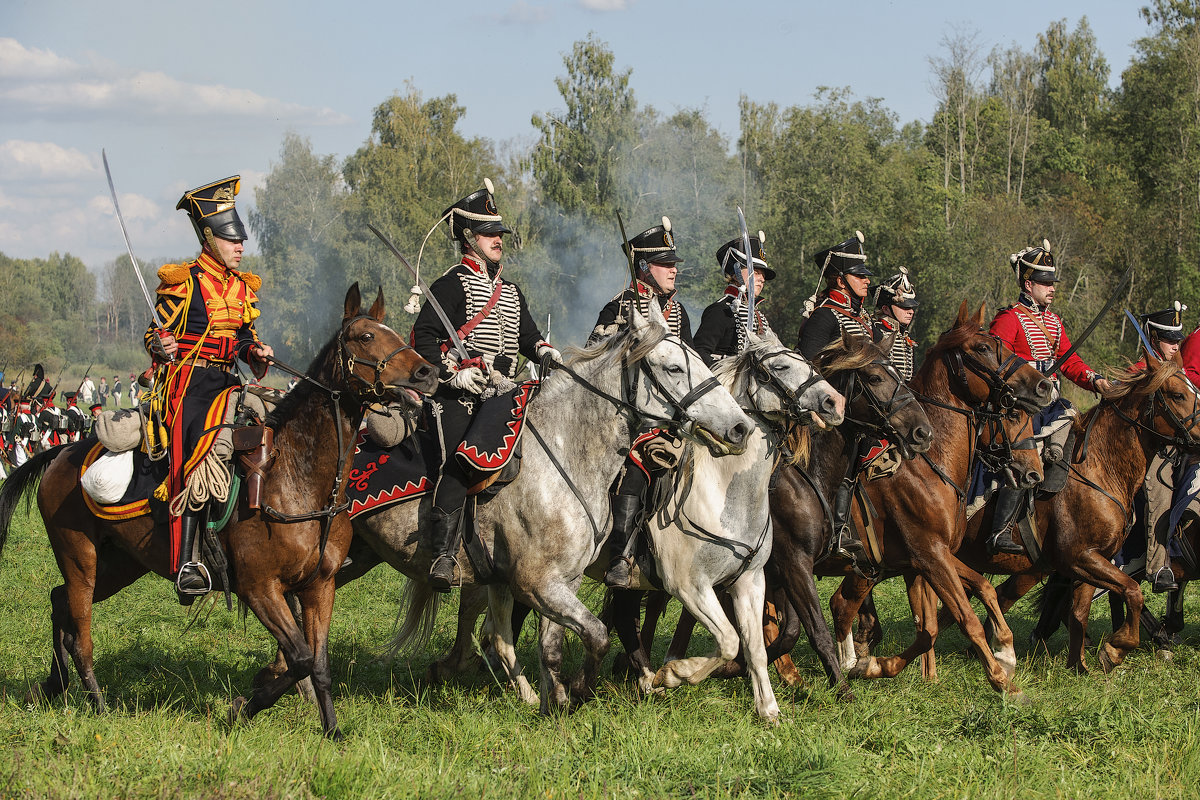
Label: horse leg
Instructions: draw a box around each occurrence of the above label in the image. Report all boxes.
[35,552,146,708]
[855,590,883,657]
[294,579,342,738]
[640,591,669,655]
[1065,581,1094,673]
[482,585,536,705]
[665,606,698,663]
[853,575,938,682]
[1069,552,1144,672]
[830,576,873,672]
[608,589,655,693]
[778,564,850,697]
[232,586,315,729]
[727,569,780,722]
[522,577,609,710]
[765,591,807,688]
[908,576,940,683]
[653,585,741,690]
[954,563,1017,679]
[426,584,486,683]
[537,617,570,714]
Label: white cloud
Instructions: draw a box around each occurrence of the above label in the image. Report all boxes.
[578,0,629,10]
[0,37,351,126]
[86,192,160,223]
[0,140,96,180]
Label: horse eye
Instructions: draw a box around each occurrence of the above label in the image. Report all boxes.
[868,374,884,385]
[973,343,990,354]
[666,364,684,375]
[360,331,374,342]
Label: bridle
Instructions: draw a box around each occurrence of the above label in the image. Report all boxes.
[745,347,829,422]
[834,354,922,458]
[1110,372,1200,454]
[336,314,419,400]
[258,312,421,590]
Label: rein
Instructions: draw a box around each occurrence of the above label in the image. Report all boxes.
[257,313,418,588]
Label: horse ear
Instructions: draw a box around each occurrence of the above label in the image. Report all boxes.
[1144,342,1162,369]
[644,297,670,332]
[367,285,386,322]
[955,300,970,327]
[344,282,363,320]
[879,330,897,352]
[974,302,987,327]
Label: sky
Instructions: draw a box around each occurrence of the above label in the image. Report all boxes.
[2,0,1146,272]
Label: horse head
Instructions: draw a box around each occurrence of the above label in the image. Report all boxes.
[722,329,845,429]
[628,301,752,457]
[339,283,438,407]
[921,301,1052,488]
[817,333,933,458]
[1108,347,1200,453]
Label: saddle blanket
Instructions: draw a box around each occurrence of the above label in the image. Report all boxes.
[347,381,540,519]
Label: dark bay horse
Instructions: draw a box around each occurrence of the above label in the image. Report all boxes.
[761,302,1052,698]
[925,349,1200,674]
[0,285,437,737]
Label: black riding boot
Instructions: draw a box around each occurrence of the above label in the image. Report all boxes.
[428,506,465,593]
[988,488,1027,556]
[1152,563,1179,593]
[604,494,644,589]
[829,479,867,561]
[175,513,210,596]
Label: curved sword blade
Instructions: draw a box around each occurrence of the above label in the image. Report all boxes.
[102,150,164,329]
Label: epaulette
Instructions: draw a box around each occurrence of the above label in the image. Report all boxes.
[234,269,262,292]
[157,262,192,286]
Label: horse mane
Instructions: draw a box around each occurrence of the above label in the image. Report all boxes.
[815,336,878,378]
[1099,358,1183,401]
[924,320,983,359]
[264,335,338,428]
[563,322,669,370]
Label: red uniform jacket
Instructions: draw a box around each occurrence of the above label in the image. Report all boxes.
[990,296,1098,390]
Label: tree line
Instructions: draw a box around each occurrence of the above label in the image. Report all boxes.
[5,5,1199,388]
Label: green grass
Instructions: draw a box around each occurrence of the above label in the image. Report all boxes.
[2,503,1200,799]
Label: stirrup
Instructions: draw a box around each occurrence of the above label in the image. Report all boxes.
[604,556,634,589]
[1152,566,1179,594]
[429,556,458,593]
[987,530,1025,557]
[175,561,212,596]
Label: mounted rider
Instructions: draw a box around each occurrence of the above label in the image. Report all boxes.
[872,267,919,382]
[1135,302,1189,592]
[796,231,889,564]
[693,231,775,364]
[987,240,1112,556]
[145,175,274,597]
[412,179,559,592]
[590,217,694,588]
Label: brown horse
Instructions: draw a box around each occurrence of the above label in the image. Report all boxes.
[758,302,1051,698]
[0,284,437,737]
[918,348,1200,674]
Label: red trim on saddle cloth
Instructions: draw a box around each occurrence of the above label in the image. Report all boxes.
[858,438,891,467]
[627,428,666,479]
[81,441,150,521]
[456,381,538,471]
[347,430,430,518]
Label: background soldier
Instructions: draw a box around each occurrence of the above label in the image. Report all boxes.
[412,180,558,592]
[147,175,274,598]
[796,230,874,361]
[872,267,919,381]
[589,218,694,588]
[693,231,776,364]
[987,240,1112,556]
[62,391,86,444]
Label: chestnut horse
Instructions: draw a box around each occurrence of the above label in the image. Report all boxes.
[758,302,1052,698]
[921,349,1200,674]
[0,285,437,737]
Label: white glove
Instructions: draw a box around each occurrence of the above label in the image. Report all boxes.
[537,345,563,364]
[449,366,487,394]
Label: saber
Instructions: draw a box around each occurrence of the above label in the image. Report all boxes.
[366,223,469,361]
[102,150,166,330]
[736,206,755,336]
[615,210,638,287]
[1046,263,1133,377]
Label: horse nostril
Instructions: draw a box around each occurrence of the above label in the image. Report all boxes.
[730,422,749,445]
[1036,380,1052,398]
[914,425,933,444]
[1025,470,1041,487]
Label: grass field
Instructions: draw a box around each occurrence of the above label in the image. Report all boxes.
[2,503,1200,799]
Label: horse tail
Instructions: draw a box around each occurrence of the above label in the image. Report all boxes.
[385,578,441,658]
[0,447,58,559]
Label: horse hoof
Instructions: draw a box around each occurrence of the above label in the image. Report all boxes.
[652,666,682,689]
[848,657,878,680]
[1005,690,1032,707]
[1068,661,1089,676]
[229,696,250,725]
[834,683,856,703]
[324,726,345,742]
[1156,649,1174,663]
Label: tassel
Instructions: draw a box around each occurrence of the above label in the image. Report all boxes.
[153,478,170,502]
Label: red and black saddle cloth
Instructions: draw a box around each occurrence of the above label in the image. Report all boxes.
[456,380,540,473]
[347,427,439,520]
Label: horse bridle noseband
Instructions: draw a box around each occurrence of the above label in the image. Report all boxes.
[748,348,829,422]
[620,336,726,438]
[837,356,921,457]
[336,314,418,400]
